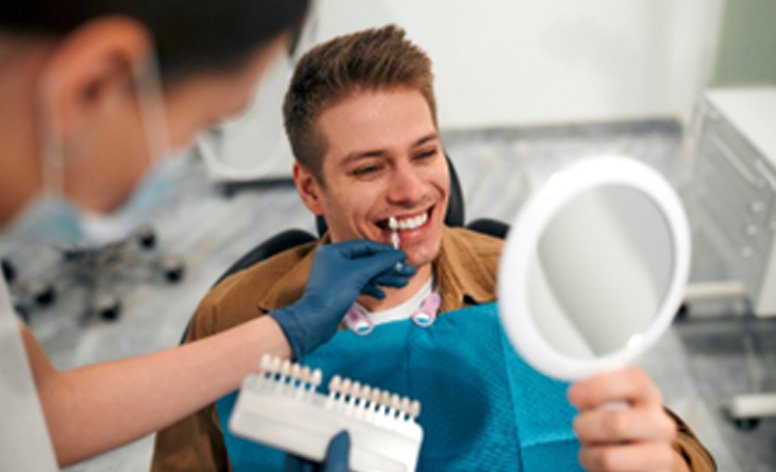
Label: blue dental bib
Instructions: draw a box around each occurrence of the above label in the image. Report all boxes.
[216,303,582,471]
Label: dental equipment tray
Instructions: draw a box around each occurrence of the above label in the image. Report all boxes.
[229,355,424,472]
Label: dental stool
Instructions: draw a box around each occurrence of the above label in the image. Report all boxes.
[4,225,185,323]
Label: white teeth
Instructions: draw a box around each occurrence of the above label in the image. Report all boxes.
[388,217,398,230]
[392,212,428,231]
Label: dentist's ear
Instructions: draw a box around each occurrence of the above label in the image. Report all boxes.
[293,161,325,216]
[36,17,154,147]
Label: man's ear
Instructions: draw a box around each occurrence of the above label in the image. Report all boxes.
[37,17,154,143]
[293,161,325,216]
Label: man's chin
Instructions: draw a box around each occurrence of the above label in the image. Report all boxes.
[403,244,439,269]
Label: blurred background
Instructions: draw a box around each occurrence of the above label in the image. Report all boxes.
[2,0,775,470]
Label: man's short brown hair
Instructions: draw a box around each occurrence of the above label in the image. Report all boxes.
[282,24,437,182]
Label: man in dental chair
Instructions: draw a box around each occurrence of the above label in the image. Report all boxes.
[152,25,714,472]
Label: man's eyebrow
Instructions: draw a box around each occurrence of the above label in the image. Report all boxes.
[413,132,440,147]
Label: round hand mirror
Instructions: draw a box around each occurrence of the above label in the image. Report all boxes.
[498,156,690,380]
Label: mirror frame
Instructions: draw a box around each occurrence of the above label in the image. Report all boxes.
[498,156,690,380]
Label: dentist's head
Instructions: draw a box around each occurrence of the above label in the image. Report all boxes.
[0,0,310,230]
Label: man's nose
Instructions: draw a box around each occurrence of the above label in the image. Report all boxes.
[387,162,426,204]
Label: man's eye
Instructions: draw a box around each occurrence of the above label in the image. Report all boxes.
[352,165,382,177]
[415,148,439,160]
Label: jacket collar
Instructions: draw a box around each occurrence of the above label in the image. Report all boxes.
[257,227,496,314]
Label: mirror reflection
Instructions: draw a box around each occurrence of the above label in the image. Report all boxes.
[527,184,674,359]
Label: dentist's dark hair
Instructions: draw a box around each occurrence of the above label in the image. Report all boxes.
[0,0,310,82]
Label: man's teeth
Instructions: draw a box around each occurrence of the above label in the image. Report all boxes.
[392,212,428,230]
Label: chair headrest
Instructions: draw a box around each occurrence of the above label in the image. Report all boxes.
[315,153,465,236]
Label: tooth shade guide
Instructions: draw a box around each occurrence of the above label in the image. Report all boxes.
[311,369,323,389]
[400,397,411,419]
[371,389,382,411]
[410,400,421,419]
[328,375,342,400]
[232,356,424,471]
[388,216,400,249]
[259,354,271,372]
[301,366,311,383]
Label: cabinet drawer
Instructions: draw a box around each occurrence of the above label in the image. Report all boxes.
[694,136,771,226]
[705,105,776,188]
[693,180,771,257]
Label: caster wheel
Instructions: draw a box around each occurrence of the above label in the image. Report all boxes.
[93,294,122,321]
[14,304,30,324]
[162,258,185,283]
[100,306,121,321]
[675,303,689,321]
[165,266,185,283]
[62,244,86,262]
[138,227,157,250]
[2,258,15,283]
[733,418,760,431]
[30,282,56,306]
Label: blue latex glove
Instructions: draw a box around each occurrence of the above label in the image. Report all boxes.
[284,430,350,472]
[270,239,415,360]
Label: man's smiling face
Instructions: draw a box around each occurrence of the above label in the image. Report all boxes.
[294,86,448,269]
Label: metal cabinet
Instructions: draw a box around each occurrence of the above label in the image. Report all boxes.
[690,87,776,316]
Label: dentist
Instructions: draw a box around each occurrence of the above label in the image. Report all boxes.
[0,1,411,469]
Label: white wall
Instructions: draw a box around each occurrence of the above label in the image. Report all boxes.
[314,0,725,129]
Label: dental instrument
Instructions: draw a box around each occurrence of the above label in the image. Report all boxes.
[389,216,400,249]
[230,354,424,472]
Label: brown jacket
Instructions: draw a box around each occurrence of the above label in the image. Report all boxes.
[151,226,714,472]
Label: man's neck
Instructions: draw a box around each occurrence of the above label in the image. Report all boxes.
[356,263,433,313]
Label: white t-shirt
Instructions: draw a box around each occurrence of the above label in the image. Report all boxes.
[356,278,434,325]
[0,278,58,471]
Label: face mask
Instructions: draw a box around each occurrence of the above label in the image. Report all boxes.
[2,193,85,245]
[4,55,177,246]
[77,153,187,245]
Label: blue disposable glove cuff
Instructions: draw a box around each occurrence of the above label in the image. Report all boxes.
[270,240,413,360]
[269,305,316,362]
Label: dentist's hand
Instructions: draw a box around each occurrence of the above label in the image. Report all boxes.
[284,430,350,472]
[270,240,414,360]
[568,367,688,472]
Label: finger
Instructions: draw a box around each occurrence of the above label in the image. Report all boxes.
[578,441,677,472]
[568,366,662,410]
[283,455,315,472]
[336,239,398,258]
[574,404,677,444]
[349,251,408,281]
[360,283,385,300]
[323,430,350,472]
[371,272,411,288]
[390,261,416,277]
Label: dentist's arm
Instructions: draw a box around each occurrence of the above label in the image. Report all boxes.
[23,240,411,466]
